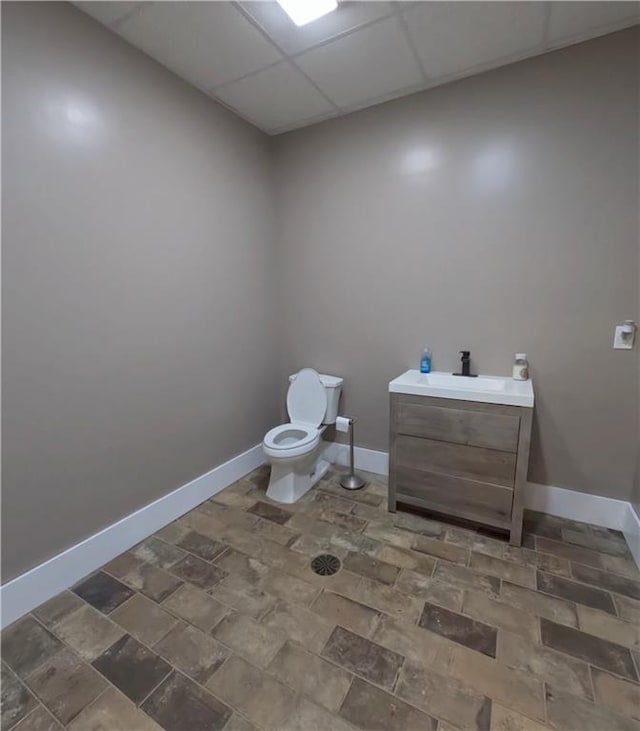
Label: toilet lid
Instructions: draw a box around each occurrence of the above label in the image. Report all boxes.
[287,368,327,427]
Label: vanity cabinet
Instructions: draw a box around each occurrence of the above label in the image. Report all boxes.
[388,393,533,545]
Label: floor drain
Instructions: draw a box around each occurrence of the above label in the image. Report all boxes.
[311,554,341,576]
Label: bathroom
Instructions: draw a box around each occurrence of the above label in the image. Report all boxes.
[1,1,639,729]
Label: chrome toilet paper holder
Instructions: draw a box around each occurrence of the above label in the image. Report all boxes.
[337,416,366,491]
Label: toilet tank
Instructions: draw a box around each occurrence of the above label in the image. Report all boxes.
[289,372,343,425]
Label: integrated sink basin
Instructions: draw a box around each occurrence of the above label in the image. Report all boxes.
[389,369,534,408]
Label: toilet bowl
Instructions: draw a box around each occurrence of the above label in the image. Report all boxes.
[263,368,343,504]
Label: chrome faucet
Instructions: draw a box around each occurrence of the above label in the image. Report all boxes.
[453,350,477,378]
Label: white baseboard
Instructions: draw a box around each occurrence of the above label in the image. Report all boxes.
[325,441,639,565]
[0,444,264,630]
[623,504,640,568]
[326,441,389,476]
[4,439,638,628]
[523,481,630,532]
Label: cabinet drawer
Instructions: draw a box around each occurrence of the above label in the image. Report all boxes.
[394,398,520,453]
[395,466,513,529]
[395,434,516,488]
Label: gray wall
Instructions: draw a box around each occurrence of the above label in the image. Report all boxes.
[3,4,638,583]
[633,456,640,519]
[633,108,640,519]
[274,29,639,501]
[2,2,279,581]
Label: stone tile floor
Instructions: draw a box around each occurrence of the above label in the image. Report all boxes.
[2,466,640,731]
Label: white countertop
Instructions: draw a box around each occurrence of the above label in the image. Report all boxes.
[389,369,534,408]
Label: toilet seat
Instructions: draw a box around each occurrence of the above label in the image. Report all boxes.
[262,367,340,503]
[264,422,319,449]
[287,368,327,426]
[263,422,320,459]
[262,368,327,459]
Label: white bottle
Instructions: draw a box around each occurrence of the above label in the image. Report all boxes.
[512,353,529,381]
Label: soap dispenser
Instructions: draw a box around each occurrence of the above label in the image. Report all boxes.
[512,353,529,381]
[420,347,432,374]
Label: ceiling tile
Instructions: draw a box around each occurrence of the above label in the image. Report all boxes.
[116,2,282,90]
[269,109,341,135]
[295,17,424,108]
[404,2,547,80]
[239,1,393,55]
[75,2,141,27]
[547,2,640,44]
[213,62,334,132]
[74,0,639,135]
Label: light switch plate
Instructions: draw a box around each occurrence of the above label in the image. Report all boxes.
[613,325,635,349]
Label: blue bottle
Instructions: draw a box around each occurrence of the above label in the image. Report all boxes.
[420,346,432,373]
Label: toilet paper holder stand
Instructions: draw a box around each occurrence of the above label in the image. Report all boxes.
[338,416,366,491]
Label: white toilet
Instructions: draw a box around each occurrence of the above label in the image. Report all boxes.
[263,368,343,504]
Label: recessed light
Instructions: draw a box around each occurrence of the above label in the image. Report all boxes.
[277,0,338,26]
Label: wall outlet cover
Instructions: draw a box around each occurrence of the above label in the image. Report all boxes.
[613,325,635,350]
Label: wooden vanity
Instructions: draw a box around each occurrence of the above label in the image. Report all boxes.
[388,373,533,546]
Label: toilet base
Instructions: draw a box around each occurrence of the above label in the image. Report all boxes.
[266,449,331,504]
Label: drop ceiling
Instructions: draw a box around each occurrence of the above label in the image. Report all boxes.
[75,1,640,135]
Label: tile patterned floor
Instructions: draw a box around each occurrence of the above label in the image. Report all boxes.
[2,466,640,731]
